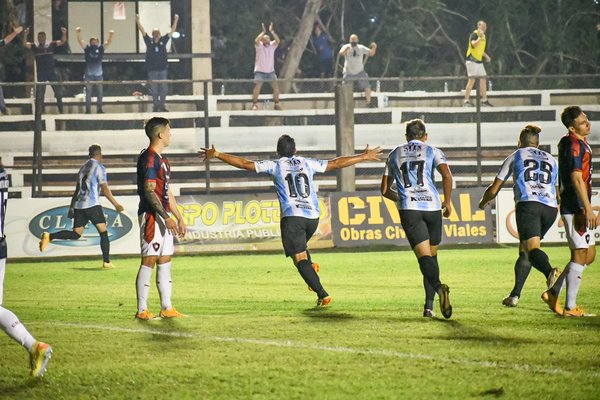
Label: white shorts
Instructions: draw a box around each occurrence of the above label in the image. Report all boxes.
[139,212,174,257]
[562,214,596,249]
[466,61,487,77]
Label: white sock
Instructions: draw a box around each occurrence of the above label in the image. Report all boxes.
[157,262,173,310]
[565,262,585,310]
[136,265,153,313]
[551,263,569,295]
[0,306,36,351]
[0,258,6,305]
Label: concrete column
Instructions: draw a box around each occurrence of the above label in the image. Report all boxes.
[335,84,355,192]
[191,0,213,95]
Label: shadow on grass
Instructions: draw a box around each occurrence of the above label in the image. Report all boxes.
[0,377,50,396]
[134,317,195,342]
[437,319,537,344]
[301,308,357,320]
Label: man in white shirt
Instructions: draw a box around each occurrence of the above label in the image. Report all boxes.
[339,34,377,107]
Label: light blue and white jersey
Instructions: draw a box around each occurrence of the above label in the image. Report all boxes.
[384,140,446,211]
[73,158,107,209]
[255,156,328,219]
[496,147,558,207]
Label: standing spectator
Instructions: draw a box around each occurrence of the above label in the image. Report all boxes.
[380,119,453,319]
[478,124,560,307]
[23,27,67,114]
[135,117,187,320]
[0,26,23,115]
[311,23,334,89]
[542,106,597,317]
[463,20,492,107]
[135,14,179,112]
[39,144,124,269]
[75,27,114,114]
[252,22,282,110]
[339,34,377,107]
[200,137,381,307]
[0,156,53,377]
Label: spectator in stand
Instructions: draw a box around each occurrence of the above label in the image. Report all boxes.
[252,22,282,110]
[339,34,377,107]
[463,20,492,107]
[75,27,114,114]
[0,26,23,115]
[311,23,334,90]
[23,27,67,114]
[135,14,179,112]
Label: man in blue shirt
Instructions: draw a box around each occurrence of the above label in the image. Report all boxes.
[200,136,381,307]
[39,144,124,269]
[135,14,179,112]
[311,23,333,89]
[478,124,560,308]
[75,27,114,114]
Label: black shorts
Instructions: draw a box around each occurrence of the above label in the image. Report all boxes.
[399,209,442,249]
[280,216,319,258]
[0,236,6,259]
[515,201,557,241]
[73,205,106,228]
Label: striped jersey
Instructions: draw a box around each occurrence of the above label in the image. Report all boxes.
[496,147,558,207]
[137,147,171,216]
[0,166,8,238]
[384,140,447,211]
[254,156,328,219]
[74,158,107,209]
[558,132,593,215]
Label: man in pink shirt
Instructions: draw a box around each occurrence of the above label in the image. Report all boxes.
[252,22,282,110]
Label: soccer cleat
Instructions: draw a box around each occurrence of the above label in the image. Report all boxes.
[30,341,52,377]
[423,309,435,318]
[102,262,115,269]
[135,309,156,320]
[563,306,596,318]
[502,295,519,307]
[159,307,186,318]
[308,262,321,292]
[546,268,560,289]
[39,232,50,252]
[316,296,332,307]
[439,284,452,319]
[541,289,562,315]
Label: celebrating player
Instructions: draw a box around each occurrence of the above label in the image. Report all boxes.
[39,144,124,269]
[135,117,187,320]
[478,124,560,307]
[380,119,453,319]
[200,135,382,306]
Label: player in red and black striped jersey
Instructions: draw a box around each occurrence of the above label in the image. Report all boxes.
[134,117,186,320]
[543,106,597,317]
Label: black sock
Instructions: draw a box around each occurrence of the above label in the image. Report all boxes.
[306,250,312,264]
[99,231,110,263]
[418,255,441,292]
[50,230,81,241]
[510,251,532,298]
[296,259,326,297]
[528,248,552,278]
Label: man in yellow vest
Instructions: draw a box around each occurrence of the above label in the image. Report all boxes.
[463,20,492,107]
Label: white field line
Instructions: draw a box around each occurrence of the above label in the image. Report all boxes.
[44,322,599,378]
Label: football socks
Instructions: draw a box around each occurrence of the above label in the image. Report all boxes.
[296,259,324,294]
[136,265,153,313]
[157,262,173,311]
[0,306,36,351]
[417,255,441,291]
[528,248,552,278]
[509,251,532,298]
[99,231,110,263]
[50,230,81,240]
[565,262,585,311]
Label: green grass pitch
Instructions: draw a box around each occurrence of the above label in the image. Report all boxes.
[1,247,599,399]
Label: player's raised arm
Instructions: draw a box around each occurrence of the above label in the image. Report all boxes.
[325,145,382,172]
[199,145,256,172]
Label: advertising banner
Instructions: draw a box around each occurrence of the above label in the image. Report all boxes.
[495,188,600,243]
[330,188,493,247]
[6,194,333,258]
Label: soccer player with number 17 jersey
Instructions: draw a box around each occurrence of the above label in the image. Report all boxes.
[381,119,453,319]
[200,135,382,307]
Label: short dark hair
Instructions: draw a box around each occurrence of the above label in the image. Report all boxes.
[144,117,170,139]
[88,144,102,157]
[277,135,296,157]
[405,119,426,140]
[519,124,541,147]
[561,106,583,129]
